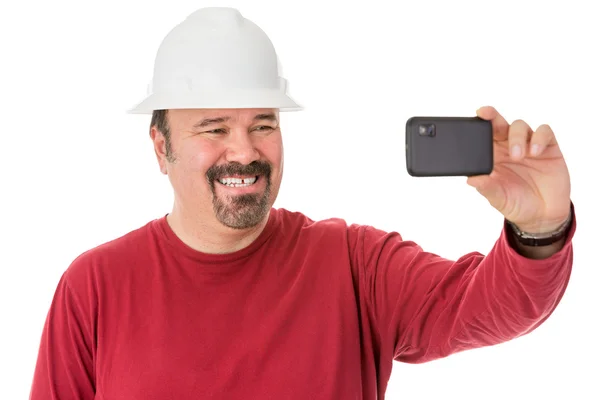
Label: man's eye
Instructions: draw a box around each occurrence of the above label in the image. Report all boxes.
[254,126,274,132]
[206,128,227,134]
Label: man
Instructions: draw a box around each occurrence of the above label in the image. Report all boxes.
[29,7,575,400]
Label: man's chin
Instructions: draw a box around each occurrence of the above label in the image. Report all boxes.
[213,195,270,230]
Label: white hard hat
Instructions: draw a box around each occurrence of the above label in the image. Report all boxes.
[128,7,302,113]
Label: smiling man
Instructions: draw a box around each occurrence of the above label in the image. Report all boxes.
[152,108,283,253]
[30,7,576,400]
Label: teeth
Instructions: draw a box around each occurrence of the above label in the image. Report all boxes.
[218,176,258,187]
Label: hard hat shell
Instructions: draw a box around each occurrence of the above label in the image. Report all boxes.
[128,7,302,113]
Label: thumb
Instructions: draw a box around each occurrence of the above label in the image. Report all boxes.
[466,174,488,189]
[466,174,507,211]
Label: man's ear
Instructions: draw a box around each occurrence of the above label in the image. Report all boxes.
[150,126,168,175]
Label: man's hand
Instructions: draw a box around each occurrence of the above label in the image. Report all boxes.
[466,106,571,234]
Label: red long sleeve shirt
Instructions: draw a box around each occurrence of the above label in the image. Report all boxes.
[30,206,575,399]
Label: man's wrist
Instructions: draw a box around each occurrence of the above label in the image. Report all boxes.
[505,205,573,259]
[507,209,572,248]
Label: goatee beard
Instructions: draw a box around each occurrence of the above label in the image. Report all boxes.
[206,161,272,230]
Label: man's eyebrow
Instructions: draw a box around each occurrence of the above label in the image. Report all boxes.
[254,113,278,123]
[193,116,231,128]
[193,113,277,129]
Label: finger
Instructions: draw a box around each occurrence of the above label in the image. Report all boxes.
[508,119,533,160]
[476,106,509,141]
[529,124,557,156]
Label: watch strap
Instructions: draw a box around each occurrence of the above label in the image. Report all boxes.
[507,211,572,247]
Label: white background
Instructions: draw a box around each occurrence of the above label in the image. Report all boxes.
[1,0,598,398]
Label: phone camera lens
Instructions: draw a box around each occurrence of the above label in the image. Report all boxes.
[418,124,436,137]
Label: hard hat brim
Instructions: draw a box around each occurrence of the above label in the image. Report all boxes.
[127,89,303,114]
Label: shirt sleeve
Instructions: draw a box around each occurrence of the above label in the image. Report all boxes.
[348,204,576,364]
[29,267,97,399]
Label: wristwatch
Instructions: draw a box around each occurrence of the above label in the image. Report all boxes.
[507,211,572,247]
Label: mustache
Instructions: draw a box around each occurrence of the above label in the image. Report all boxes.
[206,161,272,182]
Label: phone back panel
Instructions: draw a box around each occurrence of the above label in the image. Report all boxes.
[406,116,494,177]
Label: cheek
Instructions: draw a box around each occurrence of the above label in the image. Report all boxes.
[188,151,214,173]
[170,142,221,191]
[260,136,284,170]
[180,141,221,172]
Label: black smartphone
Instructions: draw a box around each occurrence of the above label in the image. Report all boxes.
[405,116,494,177]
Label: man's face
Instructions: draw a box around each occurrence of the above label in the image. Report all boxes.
[151,108,284,230]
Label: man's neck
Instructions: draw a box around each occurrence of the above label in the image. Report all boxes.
[165,209,269,255]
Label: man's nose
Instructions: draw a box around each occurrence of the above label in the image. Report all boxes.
[224,131,260,165]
